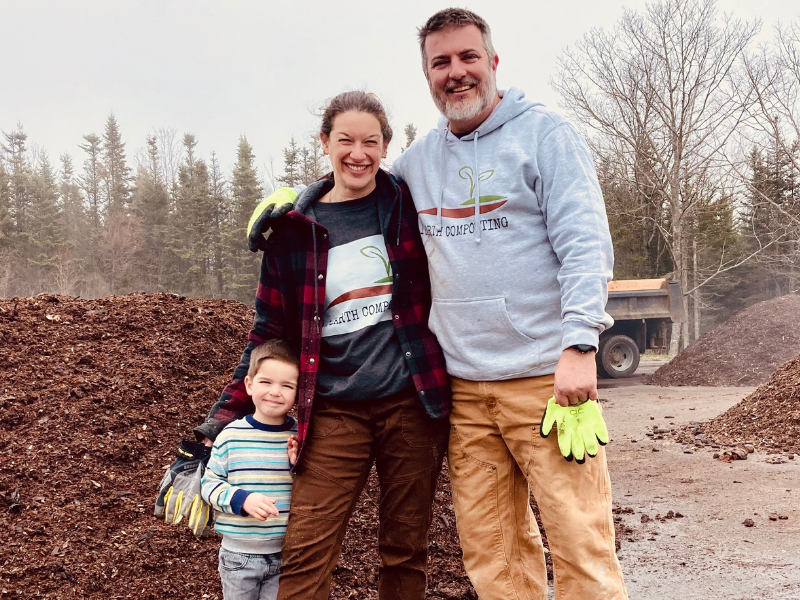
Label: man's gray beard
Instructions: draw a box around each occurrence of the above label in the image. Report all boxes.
[432,73,497,123]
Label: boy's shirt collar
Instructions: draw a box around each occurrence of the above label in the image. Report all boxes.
[245,414,296,432]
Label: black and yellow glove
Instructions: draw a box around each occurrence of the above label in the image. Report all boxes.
[247,188,298,252]
[155,439,211,522]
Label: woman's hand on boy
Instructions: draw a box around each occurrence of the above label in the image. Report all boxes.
[287,435,299,466]
[243,493,279,521]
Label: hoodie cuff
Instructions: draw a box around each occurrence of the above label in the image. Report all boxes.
[561,320,600,351]
[231,490,251,516]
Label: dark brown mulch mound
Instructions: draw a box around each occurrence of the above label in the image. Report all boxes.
[0,293,507,599]
[649,293,800,387]
[701,354,800,453]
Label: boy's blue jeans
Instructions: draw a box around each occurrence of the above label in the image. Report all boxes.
[218,547,282,600]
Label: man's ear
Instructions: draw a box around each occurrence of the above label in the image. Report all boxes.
[491,53,499,72]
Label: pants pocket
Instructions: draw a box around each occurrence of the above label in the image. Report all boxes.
[219,548,249,572]
[401,402,448,448]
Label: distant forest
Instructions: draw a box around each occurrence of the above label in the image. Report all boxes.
[1,0,799,352]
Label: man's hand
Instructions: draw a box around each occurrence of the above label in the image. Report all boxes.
[247,188,298,252]
[553,347,598,407]
[243,493,279,521]
[287,435,299,466]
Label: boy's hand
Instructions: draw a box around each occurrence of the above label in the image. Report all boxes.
[287,435,299,466]
[243,493,278,521]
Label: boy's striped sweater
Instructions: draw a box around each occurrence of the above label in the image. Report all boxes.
[201,415,296,554]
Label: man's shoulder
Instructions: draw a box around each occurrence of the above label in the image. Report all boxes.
[507,103,571,136]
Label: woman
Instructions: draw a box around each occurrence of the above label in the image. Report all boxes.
[195,91,451,600]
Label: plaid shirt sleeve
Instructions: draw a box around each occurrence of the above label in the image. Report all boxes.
[194,251,288,442]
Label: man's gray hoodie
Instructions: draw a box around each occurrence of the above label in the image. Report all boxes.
[391,88,614,381]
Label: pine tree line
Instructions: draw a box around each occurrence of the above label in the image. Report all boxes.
[0,116,272,302]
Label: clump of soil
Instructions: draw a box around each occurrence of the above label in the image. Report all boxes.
[650,293,800,387]
[701,354,800,454]
[1,294,568,599]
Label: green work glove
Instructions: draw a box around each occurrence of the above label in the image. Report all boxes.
[540,397,609,463]
[247,187,298,252]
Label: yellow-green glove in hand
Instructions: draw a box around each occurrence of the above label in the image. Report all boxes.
[247,187,298,252]
[540,397,609,463]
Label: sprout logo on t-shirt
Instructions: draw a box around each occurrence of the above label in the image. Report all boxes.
[322,234,394,338]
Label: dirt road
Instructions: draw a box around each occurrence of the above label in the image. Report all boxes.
[601,383,800,600]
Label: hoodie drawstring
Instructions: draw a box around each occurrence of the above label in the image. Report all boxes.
[473,131,481,243]
[311,222,320,334]
[437,135,447,230]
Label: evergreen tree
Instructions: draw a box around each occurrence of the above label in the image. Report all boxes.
[130,135,170,290]
[0,158,12,242]
[403,123,417,151]
[227,136,263,301]
[2,126,32,234]
[102,114,131,216]
[56,154,87,295]
[208,152,228,296]
[28,153,64,275]
[278,137,302,187]
[79,133,104,230]
[300,135,326,184]
[171,134,217,294]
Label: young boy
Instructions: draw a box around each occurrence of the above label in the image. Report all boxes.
[201,339,299,600]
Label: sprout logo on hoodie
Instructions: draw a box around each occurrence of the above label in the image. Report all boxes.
[419,166,507,218]
[321,234,394,337]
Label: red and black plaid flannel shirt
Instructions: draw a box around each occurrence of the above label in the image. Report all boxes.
[195,170,451,460]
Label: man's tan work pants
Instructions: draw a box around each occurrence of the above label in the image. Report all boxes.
[448,374,628,600]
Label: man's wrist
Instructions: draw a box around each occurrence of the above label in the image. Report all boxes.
[568,344,596,354]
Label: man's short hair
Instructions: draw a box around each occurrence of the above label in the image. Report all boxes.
[417,8,496,73]
[247,339,299,379]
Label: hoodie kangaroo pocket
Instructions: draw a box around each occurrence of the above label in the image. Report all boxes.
[429,296,540,380]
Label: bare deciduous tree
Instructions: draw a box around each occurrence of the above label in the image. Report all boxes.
[552,0,759,352]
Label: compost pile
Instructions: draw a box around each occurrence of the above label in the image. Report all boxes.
[649,293,800,387]
[700,354,800,453]
[0,294,488,599]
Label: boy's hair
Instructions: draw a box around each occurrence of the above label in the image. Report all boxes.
[247,339,299,379]
[417,8,496,73]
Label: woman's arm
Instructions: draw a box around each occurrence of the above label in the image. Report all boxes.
[194,250,288,442]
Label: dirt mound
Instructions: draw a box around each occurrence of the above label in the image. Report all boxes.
[701,354,800,453]
[0,294,484,599]
[649,293,800,387]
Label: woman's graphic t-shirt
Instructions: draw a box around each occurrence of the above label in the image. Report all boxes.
[312,187,412,402]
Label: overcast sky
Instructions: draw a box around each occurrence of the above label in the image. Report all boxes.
[3,0,798,181]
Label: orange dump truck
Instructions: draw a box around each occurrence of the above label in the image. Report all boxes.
[599,278,686,378]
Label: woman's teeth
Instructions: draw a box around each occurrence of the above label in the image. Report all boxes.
[347,164,368,171]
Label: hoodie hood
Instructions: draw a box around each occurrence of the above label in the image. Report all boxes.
[434,88,543,241]
[436,88,543,139]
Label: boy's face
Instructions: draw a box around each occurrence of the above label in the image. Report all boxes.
[244,359,299,425]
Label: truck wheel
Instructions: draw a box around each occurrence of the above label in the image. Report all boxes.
[598,334,640,378]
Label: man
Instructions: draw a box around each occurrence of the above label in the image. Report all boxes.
[229,7,626,599]
[384,9,627,599]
